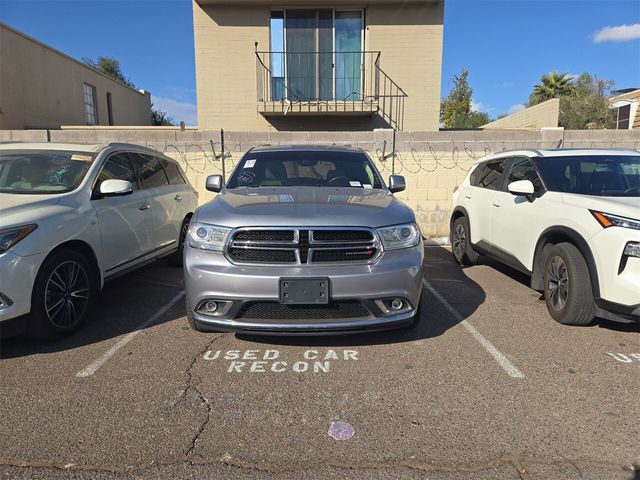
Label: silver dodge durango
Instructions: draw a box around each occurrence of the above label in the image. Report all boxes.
[184,145,424,335]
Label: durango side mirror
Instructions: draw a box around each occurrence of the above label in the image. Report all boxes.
[508,180,535,201]
[99,179,133,197]
[388,175,406,193]
[206,174,224,193]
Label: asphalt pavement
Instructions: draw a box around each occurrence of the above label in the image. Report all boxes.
[1,246,638,480]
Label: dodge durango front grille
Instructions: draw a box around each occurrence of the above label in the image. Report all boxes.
[227,228,380,265]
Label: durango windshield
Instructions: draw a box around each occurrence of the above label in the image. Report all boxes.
[534,155,640,197]
[0,149,96,194]
[226,150,384,189]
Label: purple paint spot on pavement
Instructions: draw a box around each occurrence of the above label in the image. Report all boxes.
[328,421,355,441]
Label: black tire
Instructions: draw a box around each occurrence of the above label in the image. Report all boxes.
[27,249,97,340]
[169,215,191,267]
[451,216,479,266]
[543,243,596,326]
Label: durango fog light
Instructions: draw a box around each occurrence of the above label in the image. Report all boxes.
[623,242,640,258]
[391,299,404,310]
[204,301,218,313]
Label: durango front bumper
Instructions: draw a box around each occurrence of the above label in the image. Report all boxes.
[184,244,424,334]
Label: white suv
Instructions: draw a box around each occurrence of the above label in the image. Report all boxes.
[451,149,640,326]
[0,142,198,339]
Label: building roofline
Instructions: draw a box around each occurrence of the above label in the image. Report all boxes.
[0,22,150,98]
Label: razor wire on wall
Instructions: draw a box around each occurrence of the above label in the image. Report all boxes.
[143,129,640,178]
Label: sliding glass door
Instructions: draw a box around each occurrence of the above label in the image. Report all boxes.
[270,9,363,102]
[335,11,363,101]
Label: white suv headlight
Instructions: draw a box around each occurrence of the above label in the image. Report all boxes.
[0,224,38,253]
[591,211,640,230]
[187,222,231,252]
[376,223,421,251]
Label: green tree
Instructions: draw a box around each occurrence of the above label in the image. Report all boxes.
[83,56,135,88]
[151,105,175,126]
[559,73,615,129]
[440,69,490,128]
[528,72,575,106]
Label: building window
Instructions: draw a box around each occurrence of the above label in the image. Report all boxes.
[84,83,98,125]
[269,9,364,102]
[106,92,114,126]
[614,104,631,130]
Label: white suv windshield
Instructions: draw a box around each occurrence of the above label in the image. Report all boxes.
[534,155,640,197]
[0,149,95,195]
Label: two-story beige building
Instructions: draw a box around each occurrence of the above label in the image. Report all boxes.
[193,0,444,132]
[0,23,152,130]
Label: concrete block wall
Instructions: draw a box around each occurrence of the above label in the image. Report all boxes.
[1,128,638,239]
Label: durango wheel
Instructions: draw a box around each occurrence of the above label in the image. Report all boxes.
[451,217,479,266]
[543,243,595,326]
[28,249,96,340]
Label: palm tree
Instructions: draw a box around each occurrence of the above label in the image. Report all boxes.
[529,72,575,105]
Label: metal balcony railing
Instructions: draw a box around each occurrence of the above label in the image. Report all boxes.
[255,50,407,130]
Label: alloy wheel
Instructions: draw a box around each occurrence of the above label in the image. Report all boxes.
[44,261,90,328]
[547,256,569,311]
[453,223,466,260]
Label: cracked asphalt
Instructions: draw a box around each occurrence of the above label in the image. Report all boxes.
[1,246,638,479]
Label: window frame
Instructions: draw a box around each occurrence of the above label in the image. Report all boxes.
[268,7,366,102]
[503,156,547,196]
[92,151,140,200]
[83,83,98,125]
[614,104,631,130]
[130,153,170,190]
[159,157,188,186]
[471,158,509,191]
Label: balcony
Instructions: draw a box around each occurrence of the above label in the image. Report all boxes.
[255,50,407,130]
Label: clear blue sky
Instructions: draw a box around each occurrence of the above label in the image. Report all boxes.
[1,0,639,125]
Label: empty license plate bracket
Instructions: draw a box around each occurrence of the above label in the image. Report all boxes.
[279,278,330,305]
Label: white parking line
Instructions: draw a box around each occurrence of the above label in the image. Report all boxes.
[422,279,524,379]
[76,291,185,378]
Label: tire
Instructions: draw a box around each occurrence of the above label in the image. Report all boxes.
[27,249,97,340]
[451,216,479,266]
[169,215,191,267]
[543,242,596,326]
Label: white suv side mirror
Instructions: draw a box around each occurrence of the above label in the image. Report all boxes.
[508,180,535,197]
[99,179,133,197]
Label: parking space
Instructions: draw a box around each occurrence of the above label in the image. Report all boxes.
[1,247,638,479]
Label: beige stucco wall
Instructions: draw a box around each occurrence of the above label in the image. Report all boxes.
[366,3,443,132]
[0,23,152,130]
[193,1,443,132]
[482,99,560,130]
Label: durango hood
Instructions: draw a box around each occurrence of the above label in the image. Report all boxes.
[561,193,640,220]
[195,187,415,228]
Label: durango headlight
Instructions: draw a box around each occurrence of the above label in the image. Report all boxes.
[591,211,640,231]
[377,223,421,251]
[0,224,38,253]
[187,222,231,252]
